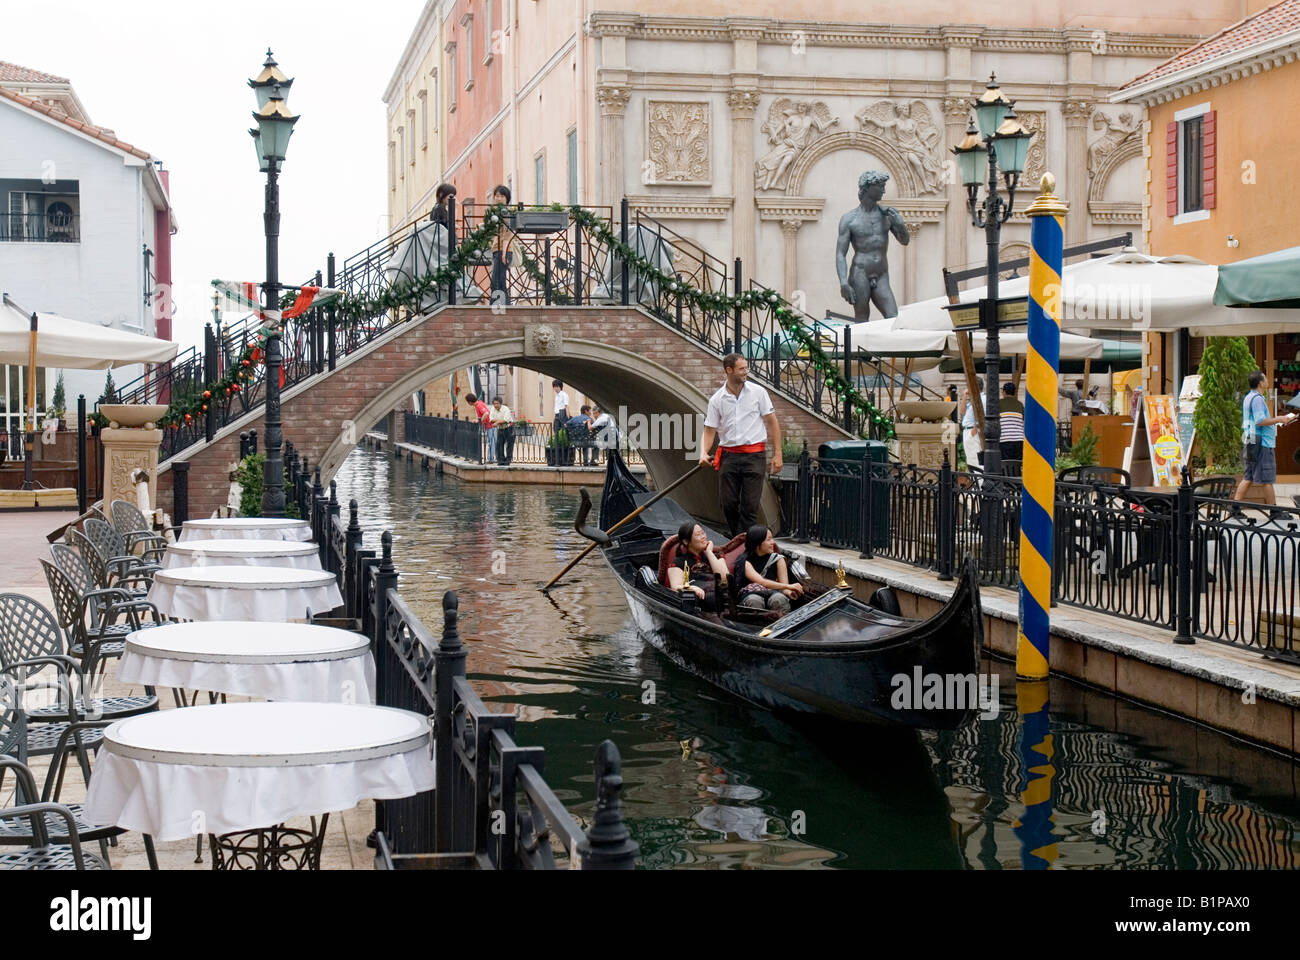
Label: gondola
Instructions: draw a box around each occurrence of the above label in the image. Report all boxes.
[575,451,985,729]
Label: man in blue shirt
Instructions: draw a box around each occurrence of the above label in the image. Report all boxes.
[1234,371,1298,503]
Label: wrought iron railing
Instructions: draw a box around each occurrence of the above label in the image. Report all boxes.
[402,412,643,467]
[782,452,1300,665]
[111,200,883,467]
[1,212,79,243]
[285,477,638,869]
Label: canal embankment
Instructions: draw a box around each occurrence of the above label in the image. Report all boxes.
[788,542,1300,757]
[380,434,650,486]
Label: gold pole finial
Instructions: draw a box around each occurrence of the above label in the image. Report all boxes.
[834,560,849,589]
[1025,170,1069,218]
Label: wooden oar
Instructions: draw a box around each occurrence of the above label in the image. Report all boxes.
[542,462,706,592]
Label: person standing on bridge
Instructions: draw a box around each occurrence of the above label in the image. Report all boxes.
[489,184,515,306]
[698,353,782,537]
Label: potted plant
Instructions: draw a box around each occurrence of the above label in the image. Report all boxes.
[545,429,560,466]
[49,371,67,430]
[556,428,574,466]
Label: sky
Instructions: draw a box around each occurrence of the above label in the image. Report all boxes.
[3,0,427,352]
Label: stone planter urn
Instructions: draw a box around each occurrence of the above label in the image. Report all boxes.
[98,404,168,511]
[893,400,959,470]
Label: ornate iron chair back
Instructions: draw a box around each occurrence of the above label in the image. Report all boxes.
[50,542,96,596]
[84,518,128,562]
[67,530,112,591]
[0,594,66,684]
[110,499,150,536]
[38,560,92,657]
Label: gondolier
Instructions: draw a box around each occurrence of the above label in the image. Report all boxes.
[698,353,782,536]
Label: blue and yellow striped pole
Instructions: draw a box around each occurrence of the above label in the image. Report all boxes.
[1018,174,1068,680]
[1013,679,1058,869]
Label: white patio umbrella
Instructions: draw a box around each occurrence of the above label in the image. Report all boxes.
[890,250,1300,336]
[2,292,178,488]
[948,330,1105,360]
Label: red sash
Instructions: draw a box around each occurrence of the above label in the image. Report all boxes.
[713,442,766,469]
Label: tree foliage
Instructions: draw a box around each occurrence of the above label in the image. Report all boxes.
[1194,336,1256,473]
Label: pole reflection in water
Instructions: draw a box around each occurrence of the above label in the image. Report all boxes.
[1014,680,1058,869]
[335,448,1300,869]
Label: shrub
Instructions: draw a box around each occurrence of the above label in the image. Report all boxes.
[1194,336,1256,474]
[236,453,265,517]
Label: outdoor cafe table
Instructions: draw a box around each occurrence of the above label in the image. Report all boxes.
[179,517,312,542]
[117,621,375,704]
[84,702,434,869]
[147,566,344,621]
[160,538,323,571]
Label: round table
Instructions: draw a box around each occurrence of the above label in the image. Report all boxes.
[179,518,312,542]
[161,538,323,571]
[118,622,374,704]
[84,702,435,868]
[147,566,344,621]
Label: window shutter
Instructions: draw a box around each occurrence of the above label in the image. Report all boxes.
[1201,109,1216,210]
[1165,121,1178,217]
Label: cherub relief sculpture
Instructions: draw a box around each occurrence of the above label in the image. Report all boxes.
[754,99,839,191]
[855,100,945,195]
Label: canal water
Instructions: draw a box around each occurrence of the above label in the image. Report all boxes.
[336,448,1300,869]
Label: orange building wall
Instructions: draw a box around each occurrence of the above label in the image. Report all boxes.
[1146,58,1300,262]
[442,0,507,201]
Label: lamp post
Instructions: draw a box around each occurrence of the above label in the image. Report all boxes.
[950,73,1033,477]
[248,49,299,516]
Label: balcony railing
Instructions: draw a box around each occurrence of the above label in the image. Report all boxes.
[1,212,79,243]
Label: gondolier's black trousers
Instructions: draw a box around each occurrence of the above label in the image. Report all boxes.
[719,451,765,537]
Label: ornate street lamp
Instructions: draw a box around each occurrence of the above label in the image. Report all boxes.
[951,73,1033,477]
[248,49,298,516]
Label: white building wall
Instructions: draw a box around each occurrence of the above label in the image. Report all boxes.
[0,103,154,407]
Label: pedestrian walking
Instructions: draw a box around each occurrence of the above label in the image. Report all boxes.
[998,382,1025,465]
[698,353,782,536]
[961,380,984,470]
[552,380,570,436]
[1234,370,1298,504]
[489,396,515,465]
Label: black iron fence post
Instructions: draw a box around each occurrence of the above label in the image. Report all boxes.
[843,325,853,432]
[574,741,639,869]
[327,252,337,372]
[544,237,553,305]
[76,395,87,514]
[858,452,874,560]
[620,197,630,306]
[1174,472,1195,644]
[371,532,399,839]
[573,220,584,306]
[248,429,257,455]
[675,272,684,330]
[937,450,955,581]
[344,499,363,617]
[171,461,190,526]
[796,441,811,543]
[434,591,467,853]
[447,197,457,306]
[733,258,742,355]
[204,322,216,444]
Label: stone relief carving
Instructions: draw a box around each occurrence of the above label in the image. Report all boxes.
[1088,109,1140,179]
[1017,110,1048,185]
[645,100,711,185]
[855,100,945,195]
[754,99,839,191]
[525,324,563,357]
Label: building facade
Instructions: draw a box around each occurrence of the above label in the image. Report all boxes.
[385,3,1249,424]
[0,62,175,435]
[1115,0,1300,474]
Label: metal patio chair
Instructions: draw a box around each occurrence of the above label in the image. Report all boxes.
[64,531,151,599]
[39,559,160,678]
[84,517,160,588]
[0,715,151,868]
[108,500,169,563]
[0,593,157,723]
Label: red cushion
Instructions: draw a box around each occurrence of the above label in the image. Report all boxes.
[657,536,681,586]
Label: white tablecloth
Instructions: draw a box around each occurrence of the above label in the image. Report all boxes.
[180,518,313,542]
[84,702,434,841]
[147,566,344,621]
[117,622,375,704]
[161,538,323,571]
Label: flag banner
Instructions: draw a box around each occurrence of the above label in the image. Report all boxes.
[283,286,342,320]
[211,280,263,316]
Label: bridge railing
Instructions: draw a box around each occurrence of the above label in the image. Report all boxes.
[402,412,644,467]
[291,482,638,870]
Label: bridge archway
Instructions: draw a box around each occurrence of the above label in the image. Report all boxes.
[319,333,773,525]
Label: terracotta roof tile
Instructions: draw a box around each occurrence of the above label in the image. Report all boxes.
[1119,0,1300,90]
[0,85,152,161]
[0,61,69,84]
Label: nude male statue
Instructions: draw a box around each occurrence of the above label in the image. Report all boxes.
[835,170,910,321]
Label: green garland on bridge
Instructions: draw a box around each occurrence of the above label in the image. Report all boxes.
[550,204,893,439]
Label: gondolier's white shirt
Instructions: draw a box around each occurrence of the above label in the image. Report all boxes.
[705,381,774,448]
[554,390,570,415]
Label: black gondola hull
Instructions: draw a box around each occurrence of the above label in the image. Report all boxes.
[592,453,986,729]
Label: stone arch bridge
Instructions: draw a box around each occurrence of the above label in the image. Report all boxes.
[158,304,852,524]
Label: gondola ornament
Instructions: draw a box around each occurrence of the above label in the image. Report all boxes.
[834,561,849,589]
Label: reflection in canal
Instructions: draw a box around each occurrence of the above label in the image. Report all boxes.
[335,448,1300,868]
